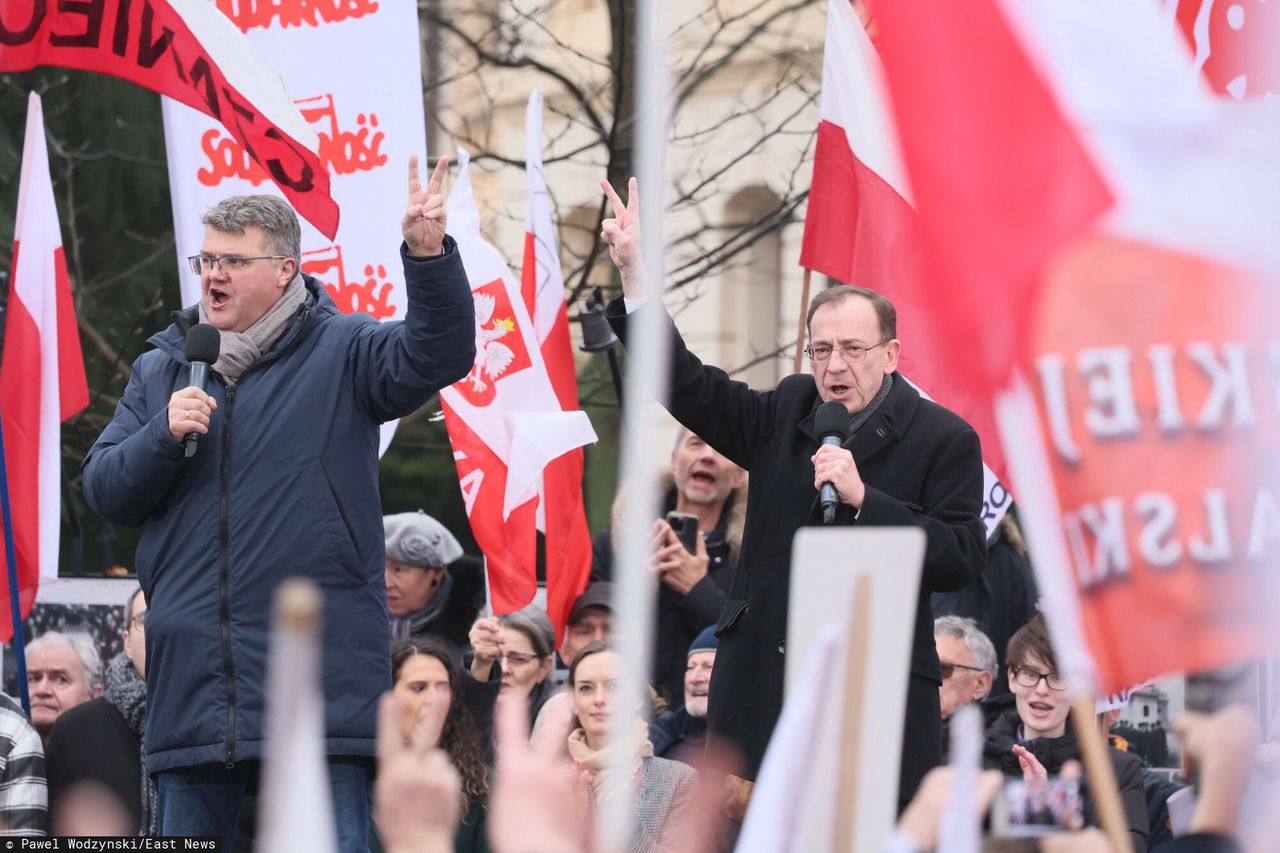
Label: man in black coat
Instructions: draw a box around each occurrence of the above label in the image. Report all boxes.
[599,178,987,809]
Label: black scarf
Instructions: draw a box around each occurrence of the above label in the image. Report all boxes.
[848,373,894,436]
[983,707,1081,776]
[103,654,155,836]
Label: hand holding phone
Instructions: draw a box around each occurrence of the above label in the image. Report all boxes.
[990,775,1085,837]
[665,512,700,553]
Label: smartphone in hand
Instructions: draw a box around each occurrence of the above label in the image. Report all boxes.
[990,776,1084,837]
[665,511,700,553]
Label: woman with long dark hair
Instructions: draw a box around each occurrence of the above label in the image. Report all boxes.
[376,638,490,853]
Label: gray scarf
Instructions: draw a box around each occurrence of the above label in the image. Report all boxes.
[102,653,155,836]
[198,274,306,385]
[849,373,894,436]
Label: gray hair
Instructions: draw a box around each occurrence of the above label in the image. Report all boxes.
[934,615,998,679]
[201,195,302,262]
[27,631,103,690]
[123,585,145,625]
[499,606,556,660]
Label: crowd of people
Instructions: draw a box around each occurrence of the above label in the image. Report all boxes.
[0,168,1270,853]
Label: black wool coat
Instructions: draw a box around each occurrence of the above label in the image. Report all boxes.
[608,299,987,803]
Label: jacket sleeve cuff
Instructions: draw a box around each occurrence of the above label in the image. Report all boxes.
[678,576,727,627]
[856,485,919,527]
[401,234,458,263]
[148,409,187,460]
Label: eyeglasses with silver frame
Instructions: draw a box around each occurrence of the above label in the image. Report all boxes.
[186,254,290,275]
[804,340,891,364]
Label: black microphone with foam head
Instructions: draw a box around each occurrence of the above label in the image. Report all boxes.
[815,400,851,524]
[183,324,221,459]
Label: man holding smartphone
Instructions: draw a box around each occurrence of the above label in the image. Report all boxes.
[589,428,746,706]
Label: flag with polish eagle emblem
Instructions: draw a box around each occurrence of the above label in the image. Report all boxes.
[441,149,596,638]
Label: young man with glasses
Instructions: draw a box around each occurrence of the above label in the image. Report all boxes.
[81,158,475,851]
[598,177,987,812]
[983,614,1150,852]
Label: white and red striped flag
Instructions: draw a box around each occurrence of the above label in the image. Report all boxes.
[442,149,596,639]
[872,0,1280,697]
[522,90,594,638]
[0,93,89,641]
[799,0,1013,533]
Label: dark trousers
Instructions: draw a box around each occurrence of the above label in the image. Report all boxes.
[155,756,371,852]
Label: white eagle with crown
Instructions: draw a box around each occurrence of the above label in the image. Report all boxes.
[467,291,517,393]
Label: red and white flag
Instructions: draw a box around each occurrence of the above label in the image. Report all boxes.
[442,150,596,638]
[873,0,1280,693]
[522,90,594,638]
[799,0,1013,533]
[0,0,338,239]
[0,93,89,641]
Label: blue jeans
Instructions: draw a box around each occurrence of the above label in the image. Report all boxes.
[156,757,371,852]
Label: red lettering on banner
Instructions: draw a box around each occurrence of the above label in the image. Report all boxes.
[215,0,379,32]
[0,0,338,237]
[300,245,396,320]
[196,93,386,187]
[456,280,533,409]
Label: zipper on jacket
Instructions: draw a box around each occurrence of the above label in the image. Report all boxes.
[209,306,309,768]
[219,386,239,767]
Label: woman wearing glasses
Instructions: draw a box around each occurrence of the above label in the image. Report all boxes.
[983,614,1149,852]
[468,606,558,722]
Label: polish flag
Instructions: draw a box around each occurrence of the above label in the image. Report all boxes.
[522,90,594,639]
[442,149,596,637]
[871,0,1113,405]
[799,0,1011,531]
[0,93,89,641]
[873,0,1280,696]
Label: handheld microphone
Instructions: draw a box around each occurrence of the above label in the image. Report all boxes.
[815,401,851,524]
[183,324,221,459]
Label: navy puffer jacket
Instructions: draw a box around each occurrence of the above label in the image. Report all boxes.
[82,241,474,772]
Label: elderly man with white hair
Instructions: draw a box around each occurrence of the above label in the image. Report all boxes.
[649,626,718,762]
[26,632,103,743]
[934,615,997,720]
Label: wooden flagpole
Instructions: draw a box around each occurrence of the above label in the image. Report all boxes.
[1070,696,1133,853]
[794,267,814,374]
[832,573,873,853]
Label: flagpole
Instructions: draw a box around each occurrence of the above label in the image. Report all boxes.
[600,0,672,847]
[0,406,32,716]
[793,267,813,374]
[832,573,872,853]
[1070,696,1133,853]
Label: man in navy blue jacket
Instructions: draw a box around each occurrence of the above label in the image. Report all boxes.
[81,157,474,850]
